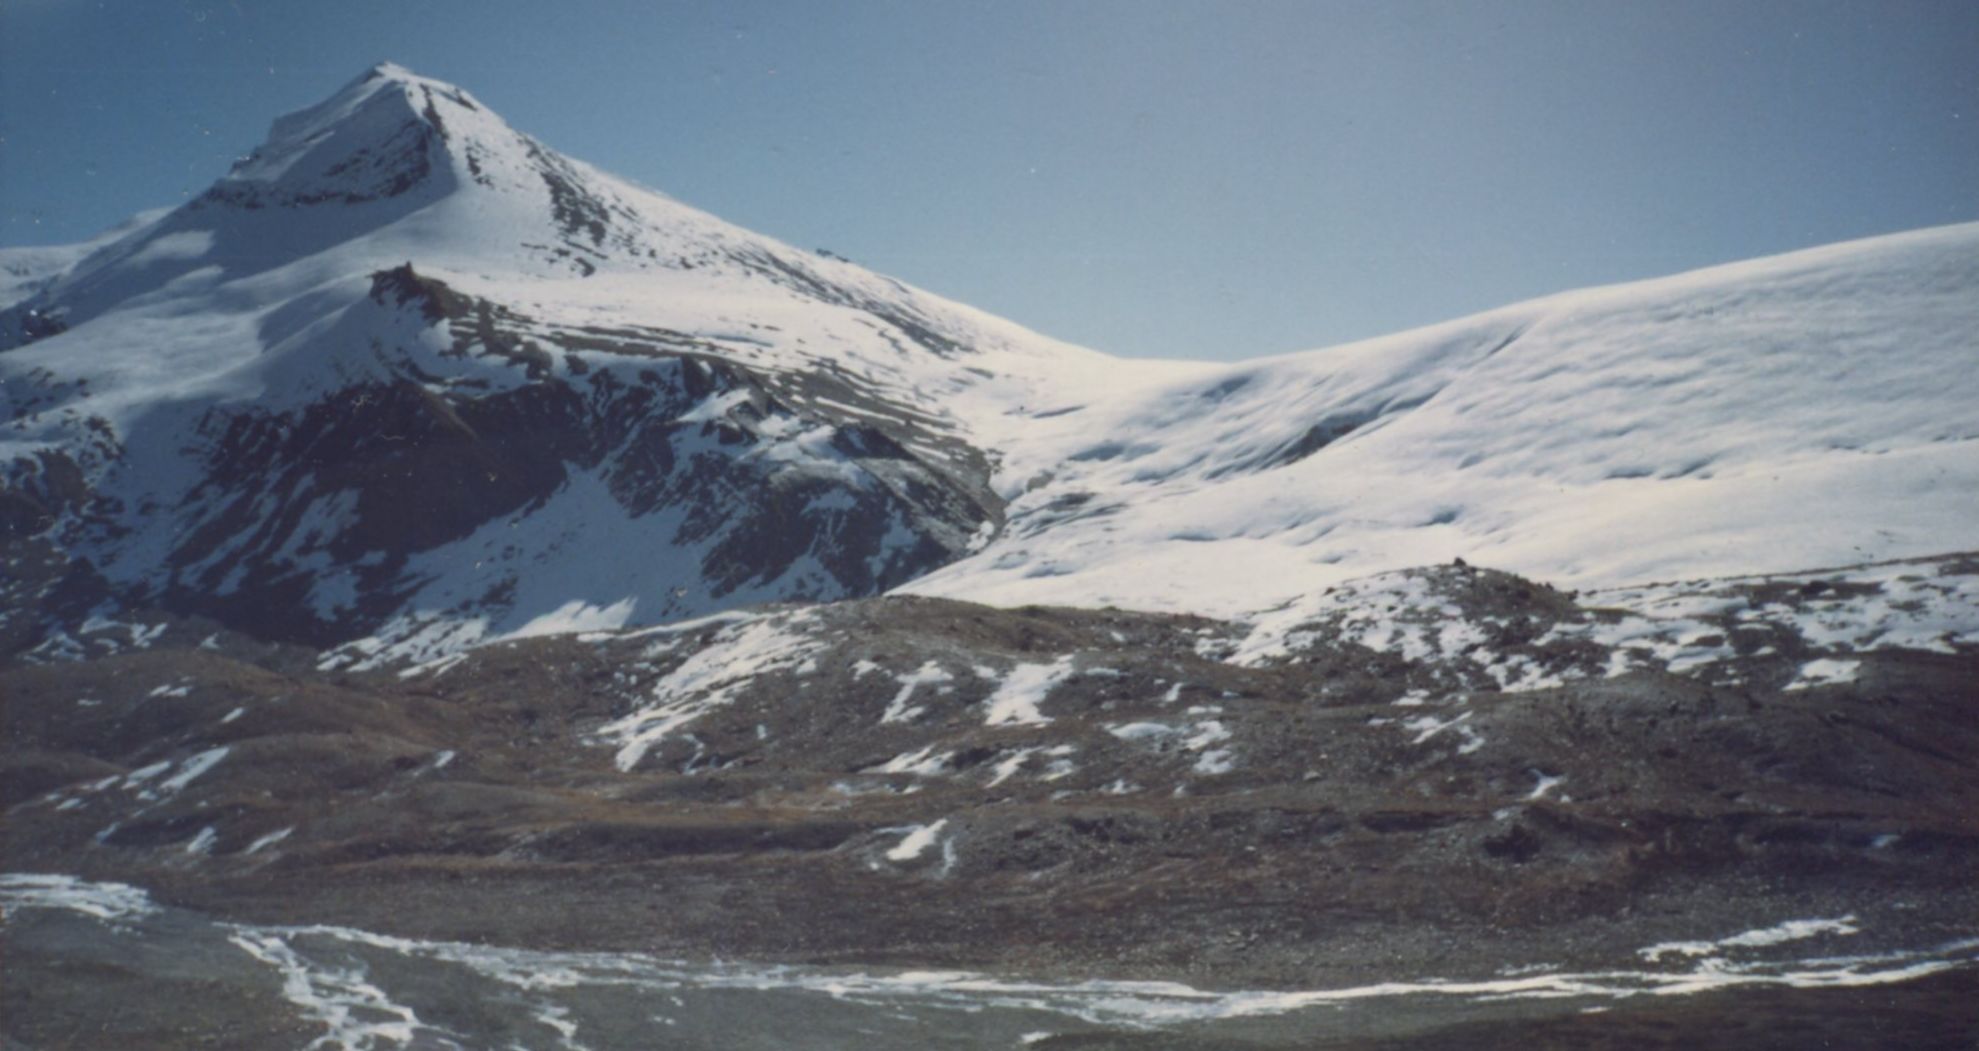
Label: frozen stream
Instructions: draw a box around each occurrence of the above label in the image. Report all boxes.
[4,874,1975,1049]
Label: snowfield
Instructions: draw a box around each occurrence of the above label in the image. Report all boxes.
[905,222,1979,620]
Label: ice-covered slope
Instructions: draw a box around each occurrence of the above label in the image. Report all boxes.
[906,222,1979,619]
[0,209,168,314]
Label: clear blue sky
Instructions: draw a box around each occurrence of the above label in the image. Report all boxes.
[3,1,1975,360]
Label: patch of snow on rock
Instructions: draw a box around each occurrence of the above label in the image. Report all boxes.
[983,657,1076,727]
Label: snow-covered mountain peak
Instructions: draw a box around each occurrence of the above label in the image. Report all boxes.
[217,61,501,208]
[0,64,549,340]
[0,65,1135,650]
[1,62,1117,378]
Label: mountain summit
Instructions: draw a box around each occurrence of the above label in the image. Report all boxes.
[8,62,1093,342]
[214,62,491,209]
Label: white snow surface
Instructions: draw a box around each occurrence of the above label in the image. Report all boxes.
[904,222,1979,620]
[0,873,157,921]
[597,611,823,771]
[0,209,168,309]
[885,819,950,862]
[1783,658,1863,692]
[1229,555,1979,691]
[1640,916,1861,963]
[244,827,296,856]
[156,747,230,797]
[881,661,953,724]
[983,658,1077,727]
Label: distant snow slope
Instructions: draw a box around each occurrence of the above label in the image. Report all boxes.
[0,210,168,312]
[905,222,1979,619]
[2,62,1973,657]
